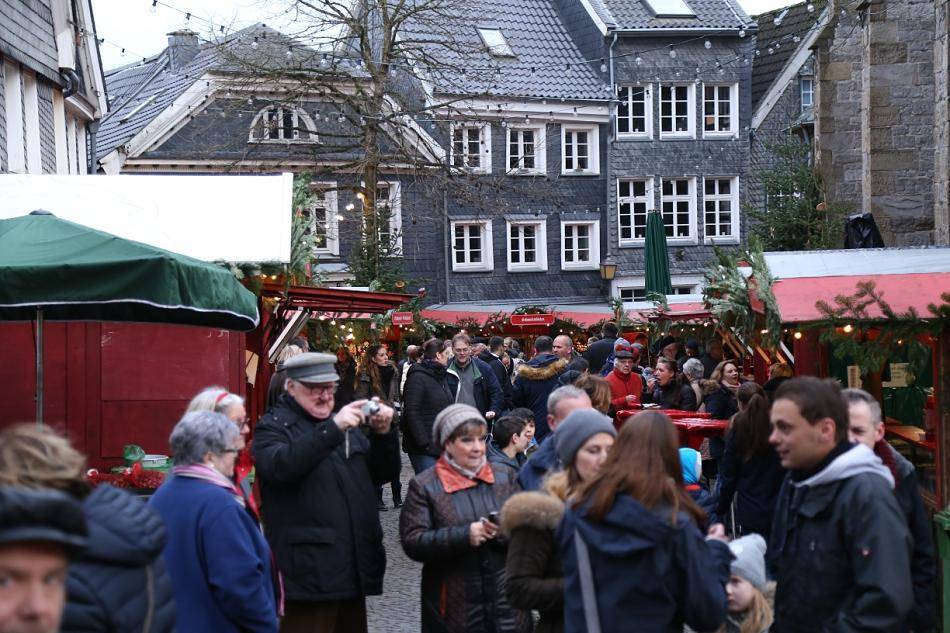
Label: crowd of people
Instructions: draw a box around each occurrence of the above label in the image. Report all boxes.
[0,327,936,633]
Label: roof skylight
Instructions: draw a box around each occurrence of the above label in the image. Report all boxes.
[641,0,695,17]
[477,28,515,57]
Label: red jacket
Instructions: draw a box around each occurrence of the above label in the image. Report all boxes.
[606,368,643,412]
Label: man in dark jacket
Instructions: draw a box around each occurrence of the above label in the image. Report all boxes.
[699,338,724,379]
[583,322,618,374]
[446,334,504,422]
[767,377,912,632]
[518,386,591,491]
[844,388,936,633]
[253,352,396,633]
[401,338,455,474]
[512,336,569,441]
[480,336,513,411]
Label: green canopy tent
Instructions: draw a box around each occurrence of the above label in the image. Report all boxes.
[0,211,260,424]
[644,210,673,300]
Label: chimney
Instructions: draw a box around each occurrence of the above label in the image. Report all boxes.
[167,29,200,72]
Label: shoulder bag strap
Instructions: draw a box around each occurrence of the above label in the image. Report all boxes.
[574,529,602,633]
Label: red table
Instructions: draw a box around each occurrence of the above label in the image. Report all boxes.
[616,409,727,449]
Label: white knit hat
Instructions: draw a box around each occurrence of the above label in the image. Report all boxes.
[432,404,485,447]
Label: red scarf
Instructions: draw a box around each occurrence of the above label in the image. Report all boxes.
[435,456,495,493]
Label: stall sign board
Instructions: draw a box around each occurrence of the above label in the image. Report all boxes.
[511,313,555,327]
[392,311,414,325]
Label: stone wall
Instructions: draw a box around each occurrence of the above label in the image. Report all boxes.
[936,0,950,245]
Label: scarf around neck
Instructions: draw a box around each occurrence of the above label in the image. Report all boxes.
[436,455,494,493]
[172,463,246,508]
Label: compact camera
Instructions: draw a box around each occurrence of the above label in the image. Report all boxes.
[361,400,381,421]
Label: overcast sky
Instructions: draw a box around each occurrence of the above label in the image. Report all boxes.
[92,0,795,70]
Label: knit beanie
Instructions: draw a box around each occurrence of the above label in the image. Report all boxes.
[729,534,768,591]
[433,404,485,447]
[555,409,617,466]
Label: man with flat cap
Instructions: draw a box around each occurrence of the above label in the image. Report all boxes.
[0,486,87,633]
[253,352,397,633]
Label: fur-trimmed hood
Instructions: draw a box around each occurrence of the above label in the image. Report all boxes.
[500,491,565,535]
[516,355,568,382]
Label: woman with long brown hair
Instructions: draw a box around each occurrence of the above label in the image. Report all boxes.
[355,344,403,509]
[714,382,785,538]
[558,411,732,632]
[643,356,698,410]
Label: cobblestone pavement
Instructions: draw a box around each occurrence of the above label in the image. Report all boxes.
[367,462,421,632]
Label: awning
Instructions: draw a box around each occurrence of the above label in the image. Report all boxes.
[262,283,412,313]
[422,303,614,328]
[772,273,950,324]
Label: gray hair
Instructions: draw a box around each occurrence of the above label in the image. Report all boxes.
[841,388,883,426]
[682,358,705,382]
[547,385,588,415]
[185,387,244,419]
[169,411,240,466]
[277,344,304,366]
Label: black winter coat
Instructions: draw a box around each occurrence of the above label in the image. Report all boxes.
[446,357,504,419]
[583,337,616,375]
[643,380,698,411]
[253,394,388,601]
[480,350,513,412]
[512,354,568,440]
[768,443,913,632]
[400,460,529,633]
[714,431,785,539]
[402,360,455,456]
[703,384,738,420]
[500,491,565,633]
[61,484,176,633]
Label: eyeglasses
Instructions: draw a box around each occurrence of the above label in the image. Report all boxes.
[222,448,240,455]
[295,382,337,396]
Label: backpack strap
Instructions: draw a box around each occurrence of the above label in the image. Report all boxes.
[574,529,602,633]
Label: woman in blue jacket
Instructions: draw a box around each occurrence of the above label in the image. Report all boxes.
[150,411,278,633]
[558,411,732,633]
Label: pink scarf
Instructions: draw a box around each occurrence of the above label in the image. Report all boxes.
[171,463,246,508]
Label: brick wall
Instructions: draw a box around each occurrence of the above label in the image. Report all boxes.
[607,35,754,282]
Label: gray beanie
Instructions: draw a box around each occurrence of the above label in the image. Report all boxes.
[729,534,767,590]
[433,404,485,447]
[555,409,617,466]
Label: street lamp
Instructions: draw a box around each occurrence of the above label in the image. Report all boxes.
[599,255,617,281]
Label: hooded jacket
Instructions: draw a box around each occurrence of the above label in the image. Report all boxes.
[62,484,176,633]
[446,357,504,419]
[501,491,566,633]
[402,360,455,456]
[512,354,568,440]
[768,442,913,632]
[487,439,526,471]
[558,494,732,633]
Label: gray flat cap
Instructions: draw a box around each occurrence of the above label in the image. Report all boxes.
[284,352,340,384]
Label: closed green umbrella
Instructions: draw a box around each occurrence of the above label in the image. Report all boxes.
[0,211,260,423]
[644,210,673,299]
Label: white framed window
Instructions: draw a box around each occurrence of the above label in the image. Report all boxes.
[506,124,546,174]
[617,178,654,246]
[507,220,547,272]
[800,77,814,111]
[249,106,318,143]
[618,283,698,302]
[617,84,652,139]
[367,182,402,252]
[451,123,491,174]
[561,125,599,175]
[3,60,25,173]
[660,177,697,242]
[561,221,600,271]
[702,83,738,137]
[703,177,740,244]
[451,220,494,272]
[477,28,515,57]
[659,84,695,139]
[305,184,340,256]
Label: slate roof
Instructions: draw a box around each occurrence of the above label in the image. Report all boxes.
[405,0,609,101]
[0,0,59,83]
[590,0,751,31]
[751,0,825,110]
[97,25,327,161]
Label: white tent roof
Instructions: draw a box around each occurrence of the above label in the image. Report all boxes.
[0,174,293,263]
[763,247,950,280]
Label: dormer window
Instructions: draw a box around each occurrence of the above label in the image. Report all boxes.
[249,106,318,143]
[641,0,694,16]
[477,28,515,57]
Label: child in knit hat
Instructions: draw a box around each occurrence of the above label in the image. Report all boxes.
[722,534,774,633]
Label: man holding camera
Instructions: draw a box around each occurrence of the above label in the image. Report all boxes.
[254,353,396,633]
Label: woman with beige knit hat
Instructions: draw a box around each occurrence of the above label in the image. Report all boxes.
[399,403,529,632]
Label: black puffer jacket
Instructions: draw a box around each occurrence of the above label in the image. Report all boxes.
[768,443,913,632]
[643,379,698,411]
[400,460,529,633]
[61,484,176,633]
[253,393,388,601]
[402,360,454,456]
